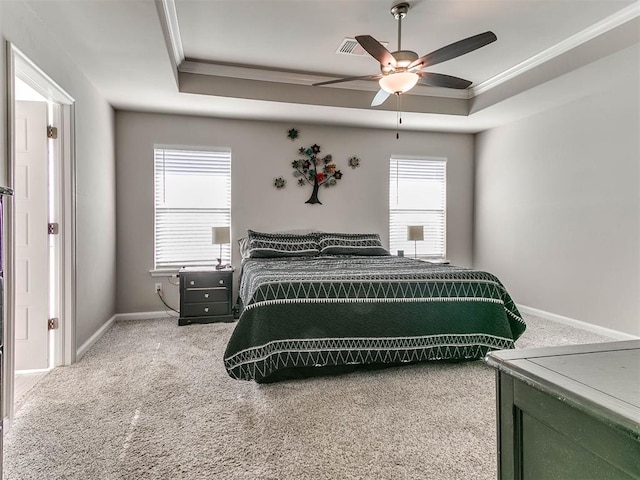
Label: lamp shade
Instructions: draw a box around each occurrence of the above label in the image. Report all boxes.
[407,225,424,242]
[379,72,419,94]
[211,226,230,245]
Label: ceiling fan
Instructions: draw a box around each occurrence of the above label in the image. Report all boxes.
[313,2,497,106]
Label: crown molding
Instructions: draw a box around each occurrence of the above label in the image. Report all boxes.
[471,2,640,97]
[180,60,330,87]
[158,0,184,67]
[179,60,469,99]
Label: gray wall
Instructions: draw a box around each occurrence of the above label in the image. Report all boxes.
[474,69,640,336]
[115,111,475,313]
[1,1,117,348]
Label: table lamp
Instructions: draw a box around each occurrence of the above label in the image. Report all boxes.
[211,226,230,269]
[407,225,424,259]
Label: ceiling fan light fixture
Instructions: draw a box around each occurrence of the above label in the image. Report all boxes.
[379,71,419,94]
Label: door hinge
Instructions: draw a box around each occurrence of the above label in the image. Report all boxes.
[48,222,59,235]
[47,125,58,139]
[48,318,59,330]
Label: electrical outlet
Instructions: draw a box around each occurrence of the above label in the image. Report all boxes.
[155,283,162,294]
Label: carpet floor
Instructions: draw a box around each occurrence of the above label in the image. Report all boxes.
[3,313,613,480]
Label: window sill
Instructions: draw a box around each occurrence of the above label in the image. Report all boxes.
[416,258,450,264]
[149,265,221,277]
[149,269,180,277]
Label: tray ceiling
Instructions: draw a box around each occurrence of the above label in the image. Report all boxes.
[22,0,640,132]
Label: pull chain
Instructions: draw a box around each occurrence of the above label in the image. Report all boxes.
[396,106,399,140]
[396,94,402,140]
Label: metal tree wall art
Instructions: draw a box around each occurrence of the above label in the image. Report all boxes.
[292,144,343,205]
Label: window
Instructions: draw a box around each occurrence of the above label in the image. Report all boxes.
[389,156,446,258]
[154,147,231,269]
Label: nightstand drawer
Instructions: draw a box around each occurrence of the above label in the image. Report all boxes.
[183,273,230,289]
[182,302,229,317]
[183,287,228,303]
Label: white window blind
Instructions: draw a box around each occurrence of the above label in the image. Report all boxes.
[154,147,231,269]
[389,156,446,258]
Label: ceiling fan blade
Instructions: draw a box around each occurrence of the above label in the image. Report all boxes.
[313,74,382,87]
[371,89,391,106]
[419,72,472,89]
[408,31,497,70]
[355,35,397,68]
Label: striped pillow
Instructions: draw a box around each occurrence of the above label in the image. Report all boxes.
[238,236,250,259]
[318,233,390,256]
[247,230,319,258]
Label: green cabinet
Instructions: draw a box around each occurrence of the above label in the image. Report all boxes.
[486,340,640,480]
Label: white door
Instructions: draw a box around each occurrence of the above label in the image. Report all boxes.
[15,100,49,371]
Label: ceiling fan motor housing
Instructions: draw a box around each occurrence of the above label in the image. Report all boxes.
[382,50,419,74]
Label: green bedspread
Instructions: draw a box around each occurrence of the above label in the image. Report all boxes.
[224,256,525,382]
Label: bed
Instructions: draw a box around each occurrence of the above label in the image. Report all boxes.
[224,231,526,383]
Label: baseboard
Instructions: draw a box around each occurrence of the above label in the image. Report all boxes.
[114,311,176,322]
[76,314,116,361]
[517,304,639,341]
[74,312,175,362]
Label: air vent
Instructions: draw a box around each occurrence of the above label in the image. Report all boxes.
[336,38,389,56]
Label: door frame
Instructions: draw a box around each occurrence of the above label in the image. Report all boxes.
[5,42,77,422]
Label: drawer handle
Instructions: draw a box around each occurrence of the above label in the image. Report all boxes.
[204,307,209,313]
[219,279,224,285]
[190,280,195,286]
[204,293,209,298]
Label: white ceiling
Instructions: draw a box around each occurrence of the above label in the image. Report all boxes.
[24,0,640,133]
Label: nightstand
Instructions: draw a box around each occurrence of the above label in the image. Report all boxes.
[178,266,234,326]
